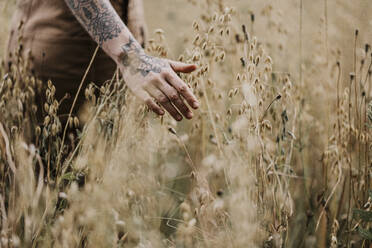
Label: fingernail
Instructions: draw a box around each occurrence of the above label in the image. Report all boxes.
[187,112,193,119]
[176,115,183,121]
[159,110,165,115]
[193,102,200,108]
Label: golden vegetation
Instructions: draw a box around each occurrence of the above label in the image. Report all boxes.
[0,0,372,247]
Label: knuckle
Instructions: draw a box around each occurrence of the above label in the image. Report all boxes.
[168,92,179,101]
[152,79,161,88]
[143,82,151,90]
[145,99,154,108]
[160,70,169,78]
[148,73,161,83]
[153,75,162,83]
[158,95,169,104]
[179,84,188,93]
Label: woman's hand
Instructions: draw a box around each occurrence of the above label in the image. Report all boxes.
[64,0,198,121]
[117,37,199,121]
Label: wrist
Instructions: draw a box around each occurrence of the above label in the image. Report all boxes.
[106,37,144,64]
[111,37,145,70]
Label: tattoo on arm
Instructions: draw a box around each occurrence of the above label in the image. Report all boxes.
[119,37,168,77]
[65,0,124,45]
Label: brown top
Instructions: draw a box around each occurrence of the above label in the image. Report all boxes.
[6,0,146,115]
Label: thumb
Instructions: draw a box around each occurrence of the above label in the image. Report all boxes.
[168,60,197,73]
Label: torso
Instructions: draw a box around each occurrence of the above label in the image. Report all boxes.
[5,0,130,115]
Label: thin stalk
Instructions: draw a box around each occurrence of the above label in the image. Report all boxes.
[299,0,303,85]
[336,62,341,141]
[346,75,353,247]
[364,95,367,202]
[354,30,359,125]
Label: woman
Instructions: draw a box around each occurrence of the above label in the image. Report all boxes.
[5,0,199,121]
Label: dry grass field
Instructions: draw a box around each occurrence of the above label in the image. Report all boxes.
[1,0,372,247]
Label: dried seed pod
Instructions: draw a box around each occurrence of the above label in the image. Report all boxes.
[203,65,210,73]
[44,116,51,126]
[17,99,23,112]
[69,117,74,129]
[43,127,48,138]
[28,86,35,97]
[49,105,55,115]
[168,127,177,135]
[192,20,199,31]
[219,15,224,23]
[11,126,18,135]
[47,80,53,89]
[265,56,273,64]
[202,42,207,50]
[238,108,243,115]
[154,28,165,35]
[215,113,220,122]
[84,88,90,99]
[32,105,37,113]
[35,126,41,137]
[73,117,80,128]
[255,55,260,66]
[212,13,218,22]
[51,123,57,136]
[234,88,239,95]
[236,74,241,81]
[220,52,225,61]
[242,74,247,82]
[192,52,201,61]
[264,64,272,73]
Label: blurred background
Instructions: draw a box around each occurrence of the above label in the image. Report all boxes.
[2,0,371,69]
[0,1,371,247]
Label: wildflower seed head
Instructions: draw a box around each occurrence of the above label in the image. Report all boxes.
[73,117,80,128]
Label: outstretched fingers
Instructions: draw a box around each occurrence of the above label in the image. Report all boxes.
[145,98,164,116]
[147,85,183,121]
[169,60,197,73]
[165,69,199,109]
[138,91,165,116]
[156,79,193,119]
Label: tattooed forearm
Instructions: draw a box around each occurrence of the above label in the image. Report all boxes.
[65,0,124,45]
[119,37,168,77]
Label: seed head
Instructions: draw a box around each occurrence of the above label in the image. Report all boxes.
[51,123,57,136]
[192,21,199,31]
[74,117,80,128]
[168,127,177,135]
[44,116,50,126]
[69,117,74,129]
[35,126,41,136]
